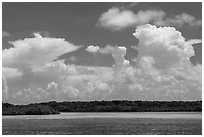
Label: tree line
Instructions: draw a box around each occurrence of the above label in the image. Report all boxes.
[2,100,202,115]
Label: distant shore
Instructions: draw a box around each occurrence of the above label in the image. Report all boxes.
[2,100,202,115]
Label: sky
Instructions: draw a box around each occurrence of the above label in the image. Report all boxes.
[2,2,202,104]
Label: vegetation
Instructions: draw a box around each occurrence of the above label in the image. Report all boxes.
[2,100,201,115]
[2,103,60,115]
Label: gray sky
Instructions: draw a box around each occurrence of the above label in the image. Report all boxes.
[2,2,202,104]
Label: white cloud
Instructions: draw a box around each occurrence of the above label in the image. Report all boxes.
[99,45,129,73]
[86,45,100,52]
[2,31,10,38]
[3,33,80,68]
[186,39,202,46]
[46,82,58,100]
[96,24,201,101]
[97,7,201,30]
[3,67,23,79]
[130,24,201,100]
[2,25,202,104]
[2,33,81,103]
[98,7,165,30]
[154,13,202,27]
[2,76,9,101]
[98,7,139,30]
[6,58,114,103]
[47,81,58,91]
[133,24,201,69]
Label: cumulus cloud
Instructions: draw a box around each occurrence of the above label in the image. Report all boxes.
[4,58,114,104]
[46,82,58,101]
[3,33,80,68]
[131,24,201,100]
[97,7,201,30]
[86,45,100,52]
[133,24,201,69]
[2,25,202,104]
[98,7,165,30]
[99,45,129,71]
[2,33,80,103]
[13,82,59,104]
[99,24,201,100]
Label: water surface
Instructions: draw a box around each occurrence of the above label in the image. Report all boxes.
[2,112,202,135]
[2,112,201,119]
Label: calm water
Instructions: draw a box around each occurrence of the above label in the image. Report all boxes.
[2,112,202,135]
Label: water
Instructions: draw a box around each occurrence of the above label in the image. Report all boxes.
[2,112,202,119]
[2,112,202,135]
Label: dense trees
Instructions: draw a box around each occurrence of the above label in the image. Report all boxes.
[2,100,201,115]
[2,103,60,115]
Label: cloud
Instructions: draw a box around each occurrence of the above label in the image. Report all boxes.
[2,31,10,38]
[112,2,140,9]
[5,58,114,104]
[46,82,58,100]
[133,24,202,69]
[154,13,202,27]
[13,82,58,104]
[127,2,140,8]
[100,24,201,100]
[2,76,9,101]
[97,7,201,30]
[3,33,80,68]
[130,24,201,100]
[97,7,165,30]
[2,33,81,103]
[86,45,100,52]
[99,45,129,72]
[186,39,202,46]
[3,67,23,79]
[2,25,202,104]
